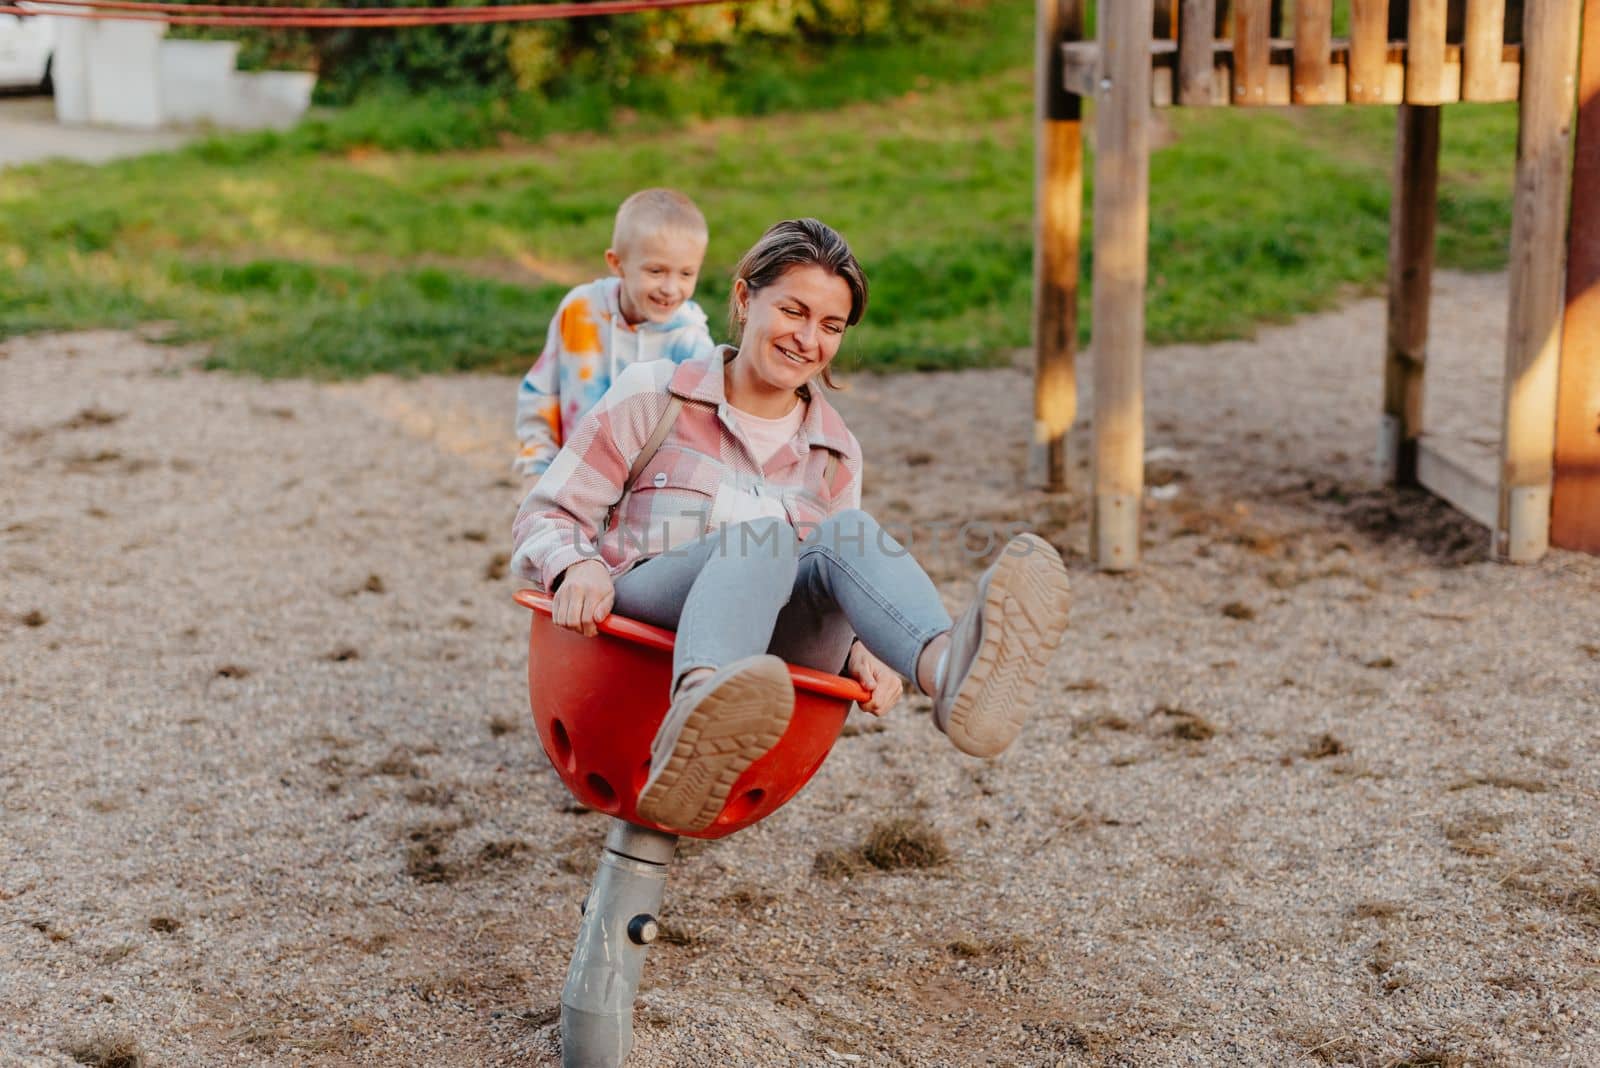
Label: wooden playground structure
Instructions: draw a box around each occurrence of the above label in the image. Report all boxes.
[1032,0,1599,569]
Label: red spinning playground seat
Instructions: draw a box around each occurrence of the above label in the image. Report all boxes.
[514,590,870,839]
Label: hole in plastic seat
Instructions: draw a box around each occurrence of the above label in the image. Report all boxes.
[717,788,766,826]
[586,773,619,811]
[550,718,575,774]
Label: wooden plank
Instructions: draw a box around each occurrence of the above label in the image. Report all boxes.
[1381,104,1442,487]
[1179,0,1218,104]
[1266,57,1294,103]
[1382,49,1409,102]
[1349,0,1392,102]
[1551,0,1600,552]
[1034,0,1085,492]
[1323,52,1351,103]
[1462,0,1509,99]
[1406,0,1451,103]
[1233,0,1273,104]
[1418,435,1501,528]
[1497,47,1524,100]
[1294,0,1334,103]
[1498,0,1584,562]
[1090,0,1153,570]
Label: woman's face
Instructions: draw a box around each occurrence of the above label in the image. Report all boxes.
[735,265,853,393]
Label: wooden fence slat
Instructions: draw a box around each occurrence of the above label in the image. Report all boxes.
[1033,0,1085,492]
[1462,0,1509,99]
[1551,0,1600,552]
[1179,0,1218,104]
[1090,0,1154,569]
[1406,0,1451,103]
[1349,0,1392,102]
[1381,104,1442,486]
[1498,0,1584,561]
[1233,0,1273,104]
[1294,0,1334,103]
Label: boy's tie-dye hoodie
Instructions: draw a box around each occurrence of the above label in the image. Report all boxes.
[514,276,716,479]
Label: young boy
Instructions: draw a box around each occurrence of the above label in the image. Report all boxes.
[513,189,717,481]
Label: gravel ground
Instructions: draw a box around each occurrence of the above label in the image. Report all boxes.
[2,271,1597,1067]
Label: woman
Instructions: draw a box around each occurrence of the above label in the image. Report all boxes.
[511,218,1071,833]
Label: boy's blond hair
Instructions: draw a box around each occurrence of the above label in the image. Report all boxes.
[612,189,708,254]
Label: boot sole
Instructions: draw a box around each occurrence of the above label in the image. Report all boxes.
[636,656,795,833]
[944,534,1072,758]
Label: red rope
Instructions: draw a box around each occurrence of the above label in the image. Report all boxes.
[5,0,738,25]
[28,0,607,14]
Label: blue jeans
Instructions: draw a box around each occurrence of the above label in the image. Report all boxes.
[611,509,953,690]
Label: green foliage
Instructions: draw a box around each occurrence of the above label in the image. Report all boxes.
[315,17,518,103]
[169,0,980,108]
[177,0,1033,159]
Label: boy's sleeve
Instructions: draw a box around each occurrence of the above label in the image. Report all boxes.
[512,300,569,479]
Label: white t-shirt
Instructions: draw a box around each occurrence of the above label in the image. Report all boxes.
[724,401,806,525]
[733,401,805,465]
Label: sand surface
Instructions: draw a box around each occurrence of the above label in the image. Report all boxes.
[2,271,1597,1067]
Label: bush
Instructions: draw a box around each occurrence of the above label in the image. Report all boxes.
[170,0,982,107]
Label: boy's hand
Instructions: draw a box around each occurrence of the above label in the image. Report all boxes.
[552,560,614,637]
[845,640,903,716]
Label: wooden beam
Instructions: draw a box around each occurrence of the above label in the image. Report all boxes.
[1499,0,1584,562]
[1090,0,1153,570]
[1381,104,1442,487]
[1349,0,1392,102]
[1233,0,1273,104]
[1034,0,1085,492]
[1179,0,1218,104]
[1552,0,1600,552]
[1294,0,1334,103]
[1462,0,1509,100]
[1418,434,1501,528]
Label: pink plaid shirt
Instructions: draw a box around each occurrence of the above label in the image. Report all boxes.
[511,348,863,591]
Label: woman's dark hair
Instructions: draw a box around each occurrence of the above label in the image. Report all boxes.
[729,218,868,389]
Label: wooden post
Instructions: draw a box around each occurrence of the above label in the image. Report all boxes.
[1349,0,1392,103]
[1179,0,1218,105]
[1405,0,1450,103]
[1033,0,1085,492]
[1461,0,1508,100]
[1233,0,1273,105]
[1381,104,1442,486]
[1294,0,1333,104]
[1498,0,1583,562]
[1091,0,1153,570]
[1552,0,1600,552]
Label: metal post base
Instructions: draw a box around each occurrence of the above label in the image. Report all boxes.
[560,820,678,1068]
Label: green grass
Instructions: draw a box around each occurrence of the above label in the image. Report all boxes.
[0,1,1521,377]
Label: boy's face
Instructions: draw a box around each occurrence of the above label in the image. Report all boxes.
[606,230,706,327]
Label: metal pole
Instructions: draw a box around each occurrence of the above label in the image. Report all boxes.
[561,820,679,1068]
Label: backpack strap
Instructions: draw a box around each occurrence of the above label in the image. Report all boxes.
[604,395,684,532]
[627,394,685,488]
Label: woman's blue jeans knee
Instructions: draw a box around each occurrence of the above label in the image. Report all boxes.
[611,510,953,692]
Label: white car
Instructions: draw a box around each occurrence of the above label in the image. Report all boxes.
[0,9,54,91]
